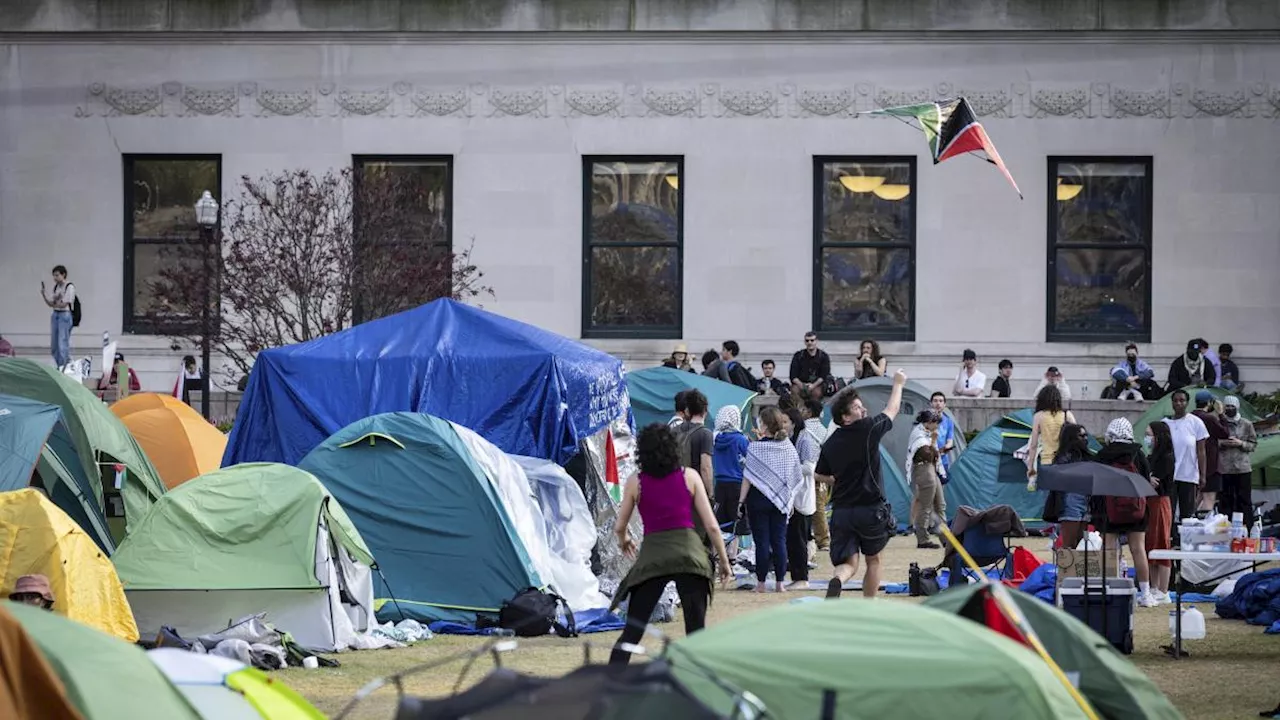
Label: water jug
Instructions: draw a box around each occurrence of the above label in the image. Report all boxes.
[1170,605,1206,641]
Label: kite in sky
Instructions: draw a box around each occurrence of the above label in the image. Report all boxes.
[863,96,1022,199]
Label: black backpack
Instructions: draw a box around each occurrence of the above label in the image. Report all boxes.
[498,588,577,638]
[727,362,758,392]
[68,283,82,328]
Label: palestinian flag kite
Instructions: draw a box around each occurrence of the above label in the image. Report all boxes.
[863,97,1022,198]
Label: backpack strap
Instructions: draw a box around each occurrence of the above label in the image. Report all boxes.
[548,593,577,638]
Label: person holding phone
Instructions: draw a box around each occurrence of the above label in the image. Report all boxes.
[40,265,75,368]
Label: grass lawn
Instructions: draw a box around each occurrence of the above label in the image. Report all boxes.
[284,536,1279,720]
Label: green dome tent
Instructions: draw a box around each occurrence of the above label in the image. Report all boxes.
[944,410,1101,524]
[925,584,1183,720]
[0,358,165,539]
[626,367,756,430]
[670,599,1093,719]
[1252,434,1280,489]
[299,413,575,625]
[1132,386,1258,442]
[112,463,377,652]
[3,600,201,720]
[0,393,113,552]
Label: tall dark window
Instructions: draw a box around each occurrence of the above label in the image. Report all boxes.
[123,155,221,333]
[1047,157,1153,342]
[352,156,452,322]
[813,157,916,340]
[582,156,682,338]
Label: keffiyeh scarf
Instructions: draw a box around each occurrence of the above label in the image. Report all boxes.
[745,439,803,514]
[1105,417,1134,444]
[715,405,742,433]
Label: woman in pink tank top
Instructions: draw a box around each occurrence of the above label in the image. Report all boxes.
[609,423,730,666]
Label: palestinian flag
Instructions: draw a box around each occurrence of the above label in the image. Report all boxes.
[605,431,622,504]
[864,96,1022,198]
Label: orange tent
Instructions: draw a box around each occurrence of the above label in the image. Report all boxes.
[110,392,197,420]
[115,407,227,490]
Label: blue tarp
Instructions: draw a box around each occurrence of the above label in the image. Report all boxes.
[225,299,630,467]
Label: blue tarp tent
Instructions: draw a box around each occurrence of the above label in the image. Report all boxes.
[626,367,756,430]
[944,410,1101,524]
[225,299,630,467]
[299,413,547,624]
[0,394,113,552]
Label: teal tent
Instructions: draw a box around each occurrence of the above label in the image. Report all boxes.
[0,394,113,552]
[626,367,756,430]
[822,378,967,471]
[879,445,914,527]
[944,410,1100,524]
[298,412,547,624]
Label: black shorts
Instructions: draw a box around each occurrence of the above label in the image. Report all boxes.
[830,503,892,565]
[1202,472,1223,493]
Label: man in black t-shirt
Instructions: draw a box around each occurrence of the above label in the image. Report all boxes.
[990,359,1013,398]
[815,368,907,599]
[673,389,715,498]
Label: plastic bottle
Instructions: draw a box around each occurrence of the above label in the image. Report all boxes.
[1247,519,1262,553]
[1229,513,1246,552]
[1172,605,1206,641]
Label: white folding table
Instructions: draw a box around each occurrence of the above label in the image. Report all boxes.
[1148,549,1280,659]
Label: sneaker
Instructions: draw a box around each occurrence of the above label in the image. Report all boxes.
[825,578,843,599]
[917,541,941,549]
[1136,593,1159,608]
[807,561,818,570]
[1156,591,1173,605]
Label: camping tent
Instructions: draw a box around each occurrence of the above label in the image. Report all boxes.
[300,412,608,624]
[148,648,324,720]
[1132,386,1259,441]
[111,464,376,652]
[1252,434,1280,489]
[625,367,756,431]
[0,489,138,641]
[0,358,165,535]
[670,599,1092,720]
[2,601,202,720]
[924,584,1182,720]
[944,410,1101,524]
[110,392,197,418]
[226,298,630,467]
[113,400,227,489]
[834,377,968,470]
[0,393,113,551]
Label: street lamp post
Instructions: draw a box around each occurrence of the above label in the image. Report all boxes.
[194,190,219,420]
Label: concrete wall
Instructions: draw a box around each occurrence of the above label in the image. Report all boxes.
[1,34,1278,393]
[3,0,1279,32]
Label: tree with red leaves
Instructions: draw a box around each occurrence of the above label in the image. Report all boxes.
[149,166,491,384]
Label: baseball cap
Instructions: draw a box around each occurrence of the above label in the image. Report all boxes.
[1195,390,1213,406]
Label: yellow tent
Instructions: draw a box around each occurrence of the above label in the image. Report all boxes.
[113,401,227,491]
[110,392,196,420]
[0,489,139,642]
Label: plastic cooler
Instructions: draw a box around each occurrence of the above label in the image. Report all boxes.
[1058,577,1136,654]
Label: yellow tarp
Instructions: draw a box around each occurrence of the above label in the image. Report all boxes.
[0,490,139,642]
[115,402,227,491]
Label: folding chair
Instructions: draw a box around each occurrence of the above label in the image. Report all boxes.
[940,504,1026,586]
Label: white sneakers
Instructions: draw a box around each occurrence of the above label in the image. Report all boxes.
[1136,593,1159,608]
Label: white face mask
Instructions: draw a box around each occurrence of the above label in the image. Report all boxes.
[1143,436,1153,450]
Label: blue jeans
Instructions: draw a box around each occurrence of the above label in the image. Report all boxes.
[746,487,787,584]
[50,310,72,368]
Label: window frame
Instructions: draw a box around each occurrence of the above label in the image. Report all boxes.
[122,153,223,335]
[1045,155,1154,343]
[351,154,454,324]
[811,155,918,341]
[580,154,684,340]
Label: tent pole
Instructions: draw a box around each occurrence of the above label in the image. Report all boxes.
[938,524,1099,720]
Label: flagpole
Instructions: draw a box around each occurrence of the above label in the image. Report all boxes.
[938,523,1100,720]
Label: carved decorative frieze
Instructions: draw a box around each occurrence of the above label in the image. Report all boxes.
[73,80,1278,122]
[564,88,623,117]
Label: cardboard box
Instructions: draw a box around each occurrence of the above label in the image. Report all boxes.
[1055,548,1122,579]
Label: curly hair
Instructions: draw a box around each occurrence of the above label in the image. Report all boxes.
[830,388,861,425]
[636,423,680,477]
[914,410,941,426]
[1035,384,1064,414]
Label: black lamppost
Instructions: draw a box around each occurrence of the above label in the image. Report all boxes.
[194,190,219,420]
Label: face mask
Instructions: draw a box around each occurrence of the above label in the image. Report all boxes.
[1225,408,1238,418]
[1127,355,1137,362]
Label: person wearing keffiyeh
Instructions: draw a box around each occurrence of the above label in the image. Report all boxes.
[786,399,827,587]
[738,407,804,593]
[711,405,751,550]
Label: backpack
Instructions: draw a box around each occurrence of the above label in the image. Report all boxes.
[672,420,704,471]
[908,563,940,597]
[1104,452,1147,525]
[68,284,82,328]
[727,362,758,392]
[498,587,577,638]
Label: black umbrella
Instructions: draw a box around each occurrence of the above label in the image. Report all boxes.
[1036,462,1156,498]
